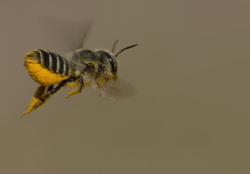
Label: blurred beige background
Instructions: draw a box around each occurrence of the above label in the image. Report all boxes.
[1,0,250,174]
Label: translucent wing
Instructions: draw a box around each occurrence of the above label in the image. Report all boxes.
[91,77,137,100]
[35,16,93,53]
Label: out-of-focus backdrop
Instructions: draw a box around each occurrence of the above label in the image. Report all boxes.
[1,1,250,174]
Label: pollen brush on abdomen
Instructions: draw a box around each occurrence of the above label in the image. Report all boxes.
[24,49,72,86]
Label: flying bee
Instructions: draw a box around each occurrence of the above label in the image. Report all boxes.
[21,40,138,117]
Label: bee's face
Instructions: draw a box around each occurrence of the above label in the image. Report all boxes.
[96,49,118,81]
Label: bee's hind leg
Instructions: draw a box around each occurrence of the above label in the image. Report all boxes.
[21,77,74,117]
[41,77,74,99]
[47,85,54,92]
[66,76,84,98]
[21,85,46,117]
[39,84,54,99]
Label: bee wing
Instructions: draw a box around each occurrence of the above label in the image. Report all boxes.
[91,77,137,100]
[37,16,93,53]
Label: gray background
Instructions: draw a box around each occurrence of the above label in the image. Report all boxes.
[1,0,250,174]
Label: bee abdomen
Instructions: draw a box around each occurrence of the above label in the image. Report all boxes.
[34,49,71,76]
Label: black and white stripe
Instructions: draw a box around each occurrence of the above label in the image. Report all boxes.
[35,49,71,76]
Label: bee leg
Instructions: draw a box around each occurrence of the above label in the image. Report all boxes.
[98,87,103,97]
[21,85,46,117]
[39,85,54,99]
[47,85,54,92]
[66,76,84,98]
[97,82,106,97]
[41,78,73,99]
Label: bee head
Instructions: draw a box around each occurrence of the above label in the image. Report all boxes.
[94,41,138,81]
[96,49,118,81]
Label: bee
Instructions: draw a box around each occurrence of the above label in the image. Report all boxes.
[21,41,138,117]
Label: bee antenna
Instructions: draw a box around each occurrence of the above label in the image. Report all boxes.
[115,44,138,57]
[112,40,119,52]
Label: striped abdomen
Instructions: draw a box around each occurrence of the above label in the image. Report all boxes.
[25,49,72,86]
[34,49,72,76]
